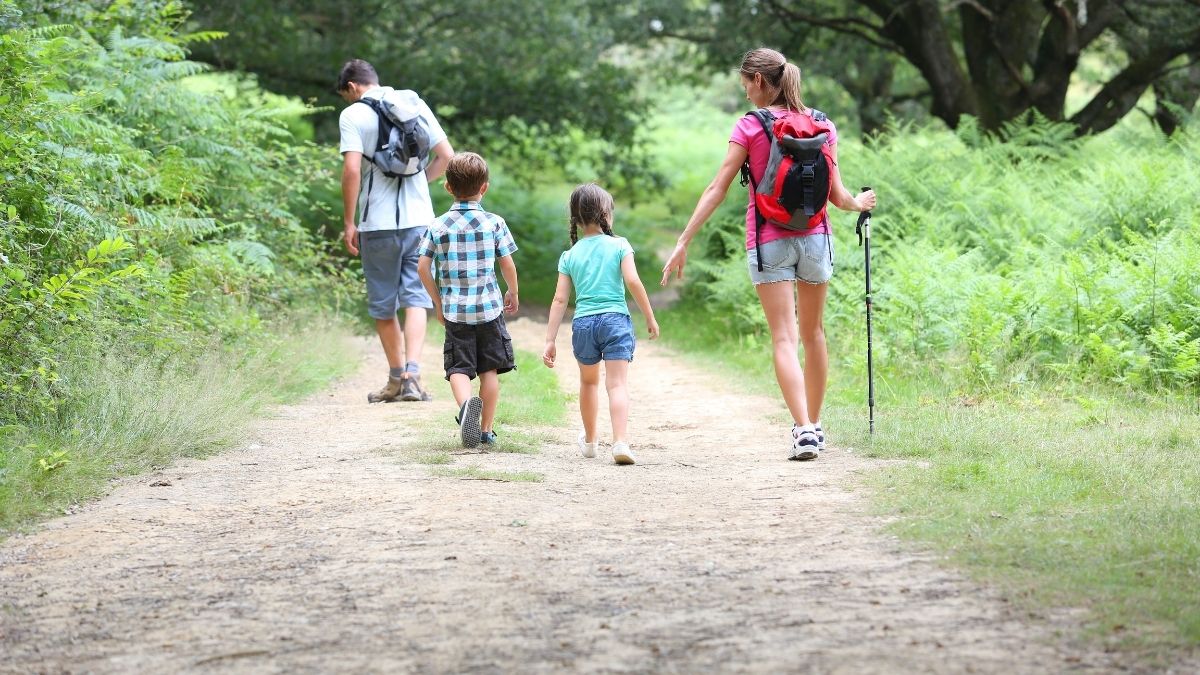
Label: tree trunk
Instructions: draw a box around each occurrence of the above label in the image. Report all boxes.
[1154,56,1200,135]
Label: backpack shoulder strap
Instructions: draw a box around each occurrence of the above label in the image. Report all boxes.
[353,98,391,158]
[810,108,828,123]
[748,108,775,138]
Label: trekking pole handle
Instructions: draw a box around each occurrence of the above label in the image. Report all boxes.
[856,186,872,244]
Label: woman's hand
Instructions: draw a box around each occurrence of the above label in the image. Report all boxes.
[646,318,660,340]
[854,189,877,212]
[660,243,689,286]
[542,341,557,368]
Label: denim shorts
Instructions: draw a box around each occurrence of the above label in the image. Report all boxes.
[360,227,434,319]
[571,312,635,365]
[747,234,834,285]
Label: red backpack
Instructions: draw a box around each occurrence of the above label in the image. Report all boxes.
[740,108,835,270]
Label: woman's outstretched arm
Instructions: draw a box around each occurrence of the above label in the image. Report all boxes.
[660,141,749,286]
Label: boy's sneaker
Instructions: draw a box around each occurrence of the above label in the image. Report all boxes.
[400,374,433,402]
[480,430,498,446]
[789,425,820,461]
[367,376,404,403]
[456,396,483,449]
[814,422,826,452]
[612,442,636,465]
[578,431,598,458]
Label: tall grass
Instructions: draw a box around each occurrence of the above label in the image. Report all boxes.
[0,319,355,531]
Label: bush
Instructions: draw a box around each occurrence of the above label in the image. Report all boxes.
[679,115,1200,392]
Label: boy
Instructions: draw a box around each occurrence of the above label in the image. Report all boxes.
[417,152,519,448]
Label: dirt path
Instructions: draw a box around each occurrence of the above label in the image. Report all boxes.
[0,318,1138,673]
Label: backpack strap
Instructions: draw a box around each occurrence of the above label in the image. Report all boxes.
[355,98,404,226]
[743,109,776,272]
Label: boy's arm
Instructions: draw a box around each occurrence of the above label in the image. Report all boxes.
[542,273,573,369]
[498,254,519,315]
[417,255,443,325]
[621,254,659,340]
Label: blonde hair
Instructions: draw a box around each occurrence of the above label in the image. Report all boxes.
[568,183,614,245]
[445,152,489,199]
[739,47,805,112]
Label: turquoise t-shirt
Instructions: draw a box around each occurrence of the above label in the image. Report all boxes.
[557,235,634,318]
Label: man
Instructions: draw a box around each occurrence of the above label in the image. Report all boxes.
[336,59,453,402]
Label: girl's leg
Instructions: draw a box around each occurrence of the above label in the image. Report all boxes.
[795,282,829,423]
[478,370,499,432]
[578,362,602,442]
[755,281,811,427]
[603,359,630,444]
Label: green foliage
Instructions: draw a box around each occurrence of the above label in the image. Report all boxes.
[0,1,354,426]
[184,0,664,191]
[678,113,1200,393]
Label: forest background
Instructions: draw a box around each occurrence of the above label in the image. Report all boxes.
[2,0,1199,657]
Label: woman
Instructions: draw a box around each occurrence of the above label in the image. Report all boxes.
[660,47,876,461]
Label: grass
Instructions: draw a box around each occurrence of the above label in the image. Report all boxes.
[658,301,1200,656]
[431,466,544,483]
[0,317,357,532]
[390,344,567,477]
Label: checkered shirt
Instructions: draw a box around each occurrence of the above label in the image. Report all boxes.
[417,201,518,324]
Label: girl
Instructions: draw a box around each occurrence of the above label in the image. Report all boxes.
[660,48,877,461]
[543,183,660,465]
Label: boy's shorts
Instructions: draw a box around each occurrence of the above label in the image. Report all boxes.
[443,315,515,380]
[747,233,834,285]
[361,228,434,319]
[571,312,635,365]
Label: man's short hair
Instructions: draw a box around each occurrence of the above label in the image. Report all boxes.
[337,59,379,92]
[445,152,489,199]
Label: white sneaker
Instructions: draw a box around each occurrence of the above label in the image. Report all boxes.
[790,425,820,461]
[578,430,598,458]
[612,441,636,465]
[814,422,826,452]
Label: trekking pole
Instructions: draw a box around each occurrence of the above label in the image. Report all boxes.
[855,187,875,434]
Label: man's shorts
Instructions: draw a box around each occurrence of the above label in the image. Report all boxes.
[443,315,516,380]
[360,227,434,319]
[571,312,635,365]
[747,233,834,285]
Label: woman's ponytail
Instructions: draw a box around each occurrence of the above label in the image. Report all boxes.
[740,47,806,113]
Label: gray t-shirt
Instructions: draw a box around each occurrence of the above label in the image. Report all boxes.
[338,86,447,231]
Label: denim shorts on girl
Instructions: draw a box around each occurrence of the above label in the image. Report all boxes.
[571,312,635,365]
[747,233,834,285]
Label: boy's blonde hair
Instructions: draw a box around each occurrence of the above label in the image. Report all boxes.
[445,152,489,199]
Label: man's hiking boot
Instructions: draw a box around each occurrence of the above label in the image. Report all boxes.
[789,425,820,461]
[457,396,483,449]
[612,441,637,465]
[367,376,404,403]
[578,430,598,458]
[400,374,433,402]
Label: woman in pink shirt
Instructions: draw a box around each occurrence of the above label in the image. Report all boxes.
[660,47,876,461]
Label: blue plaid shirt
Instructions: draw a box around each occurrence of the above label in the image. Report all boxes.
[418,201,518,324]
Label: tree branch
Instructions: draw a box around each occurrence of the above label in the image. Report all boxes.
[761,0,902,53]
[1070,35,1199,134]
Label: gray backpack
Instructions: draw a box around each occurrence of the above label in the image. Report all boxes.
[355,90,434,225]
[356,90,432,179]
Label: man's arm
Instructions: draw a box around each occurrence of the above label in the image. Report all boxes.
[341,151,363,255]
[425,139,453,183]
[498,254,519,315]
[417,254,443,325]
